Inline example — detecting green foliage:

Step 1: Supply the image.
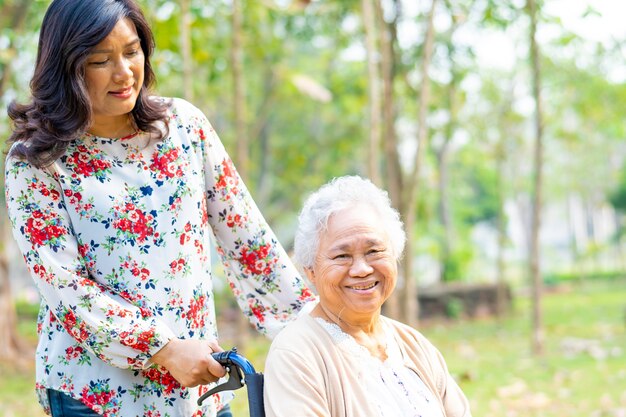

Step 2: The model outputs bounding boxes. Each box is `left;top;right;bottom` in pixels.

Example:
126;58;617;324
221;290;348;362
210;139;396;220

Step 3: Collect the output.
444;296;464;319
543;270;626;286
452;148;500;226
482;0;522;28
15;299;39;319
609;164;626;213
442;245;474;282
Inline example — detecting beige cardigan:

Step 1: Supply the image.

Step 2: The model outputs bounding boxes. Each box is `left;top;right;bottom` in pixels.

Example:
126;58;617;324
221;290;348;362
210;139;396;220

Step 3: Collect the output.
264;313;472;417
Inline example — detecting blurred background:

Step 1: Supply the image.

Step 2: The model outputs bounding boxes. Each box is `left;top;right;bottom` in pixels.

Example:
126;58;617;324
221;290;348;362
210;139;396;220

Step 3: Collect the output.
0;0;625;416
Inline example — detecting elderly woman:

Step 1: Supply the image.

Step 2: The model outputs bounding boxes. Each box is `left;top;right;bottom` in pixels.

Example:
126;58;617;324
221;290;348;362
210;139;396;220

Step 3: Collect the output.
263;175;472;417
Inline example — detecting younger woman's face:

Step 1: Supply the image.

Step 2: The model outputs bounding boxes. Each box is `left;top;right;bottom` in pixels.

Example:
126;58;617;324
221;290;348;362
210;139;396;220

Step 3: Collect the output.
84;17;145;136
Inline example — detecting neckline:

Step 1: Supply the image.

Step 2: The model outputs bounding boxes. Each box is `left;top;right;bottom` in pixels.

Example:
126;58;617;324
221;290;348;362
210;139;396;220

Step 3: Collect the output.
315;302;382;335
119;130;142;140
84;130;143;141
313;316;391;362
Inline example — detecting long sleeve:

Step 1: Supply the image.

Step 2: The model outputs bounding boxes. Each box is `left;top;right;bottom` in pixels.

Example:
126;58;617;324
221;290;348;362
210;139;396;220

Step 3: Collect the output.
5;156;175;370
182;100;317;339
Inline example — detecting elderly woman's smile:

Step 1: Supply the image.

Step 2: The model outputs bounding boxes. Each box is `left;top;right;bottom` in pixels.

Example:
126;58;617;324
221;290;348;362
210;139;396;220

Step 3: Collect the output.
347;281;379;291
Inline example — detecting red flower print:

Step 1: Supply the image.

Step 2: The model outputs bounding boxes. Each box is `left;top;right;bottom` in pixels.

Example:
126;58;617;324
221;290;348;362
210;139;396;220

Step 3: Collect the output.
150;147;183;180
215;159;240;196
183;293;207;329
67;146;111;179
169;258;186;274
300;287;315;300
112;202;156;244
63;310;77;329
250;303;265;323
81;384;116;410
143;368;180;395
78;243;89;258
24;210;67;247
238;243;273;275
226;213;243;229
119;328;156;353
65;345;85;361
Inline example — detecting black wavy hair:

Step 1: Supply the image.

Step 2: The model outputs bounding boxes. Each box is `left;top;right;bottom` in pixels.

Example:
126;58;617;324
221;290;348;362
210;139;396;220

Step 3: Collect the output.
7;0;170;167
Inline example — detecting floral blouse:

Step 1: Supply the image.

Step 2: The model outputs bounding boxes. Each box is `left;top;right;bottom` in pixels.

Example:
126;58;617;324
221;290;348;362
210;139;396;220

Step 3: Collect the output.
5;98;316;417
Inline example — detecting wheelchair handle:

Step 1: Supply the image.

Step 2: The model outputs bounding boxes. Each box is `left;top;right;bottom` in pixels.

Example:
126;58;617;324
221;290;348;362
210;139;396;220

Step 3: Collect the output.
197;347;262;409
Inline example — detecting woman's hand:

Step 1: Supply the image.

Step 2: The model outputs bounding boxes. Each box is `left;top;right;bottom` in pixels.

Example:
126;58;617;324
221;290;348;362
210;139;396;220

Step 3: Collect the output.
150;338;227;387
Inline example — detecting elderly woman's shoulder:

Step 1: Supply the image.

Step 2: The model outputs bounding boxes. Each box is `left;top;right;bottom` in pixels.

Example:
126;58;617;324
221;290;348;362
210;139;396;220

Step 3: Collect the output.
381;315;433;345
271;314;328;350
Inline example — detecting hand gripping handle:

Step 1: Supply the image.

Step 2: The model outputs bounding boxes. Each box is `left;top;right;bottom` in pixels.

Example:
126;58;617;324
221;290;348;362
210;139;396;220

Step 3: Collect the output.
197;347;265;417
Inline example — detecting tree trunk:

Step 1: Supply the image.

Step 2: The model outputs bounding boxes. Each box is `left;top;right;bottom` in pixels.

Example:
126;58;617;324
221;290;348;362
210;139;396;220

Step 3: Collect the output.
361;0;382;186
436;13;459;282
566;194;580;272
180;0;193;101
436;138;452;282
254;65;276;208
231;0;251;347
399;0;438;326
375;0;402;319
527;0;545;356
495;125;508;318
376;0;402;210
232;0;248;178
495;86;515;318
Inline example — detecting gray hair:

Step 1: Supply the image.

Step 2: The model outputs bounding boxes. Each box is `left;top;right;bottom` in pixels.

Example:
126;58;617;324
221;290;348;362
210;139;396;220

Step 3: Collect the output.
293;175;406;269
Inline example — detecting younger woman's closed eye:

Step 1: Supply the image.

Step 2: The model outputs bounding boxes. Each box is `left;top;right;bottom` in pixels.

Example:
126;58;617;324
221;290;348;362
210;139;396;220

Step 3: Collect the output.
89;59;109;66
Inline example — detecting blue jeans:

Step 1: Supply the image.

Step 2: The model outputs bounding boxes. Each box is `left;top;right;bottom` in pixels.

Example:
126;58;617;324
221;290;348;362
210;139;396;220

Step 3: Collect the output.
47;389;100;417
47;389;233;417
216;403;233;417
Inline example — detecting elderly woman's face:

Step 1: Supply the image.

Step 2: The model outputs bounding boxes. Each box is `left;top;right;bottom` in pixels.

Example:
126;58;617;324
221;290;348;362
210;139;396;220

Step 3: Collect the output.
306;204;397;322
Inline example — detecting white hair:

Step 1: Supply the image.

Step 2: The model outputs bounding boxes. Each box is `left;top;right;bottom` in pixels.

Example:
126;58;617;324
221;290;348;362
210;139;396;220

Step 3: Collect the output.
293;175;406;269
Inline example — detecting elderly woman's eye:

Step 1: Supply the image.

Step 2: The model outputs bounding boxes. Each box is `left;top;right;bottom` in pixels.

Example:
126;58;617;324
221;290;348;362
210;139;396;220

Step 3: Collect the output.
333;254;349;260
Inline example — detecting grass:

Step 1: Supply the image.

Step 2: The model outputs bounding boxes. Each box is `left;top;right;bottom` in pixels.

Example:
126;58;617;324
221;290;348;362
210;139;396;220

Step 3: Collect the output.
424;283;626;417
2;279;625;417
0;303;42;417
